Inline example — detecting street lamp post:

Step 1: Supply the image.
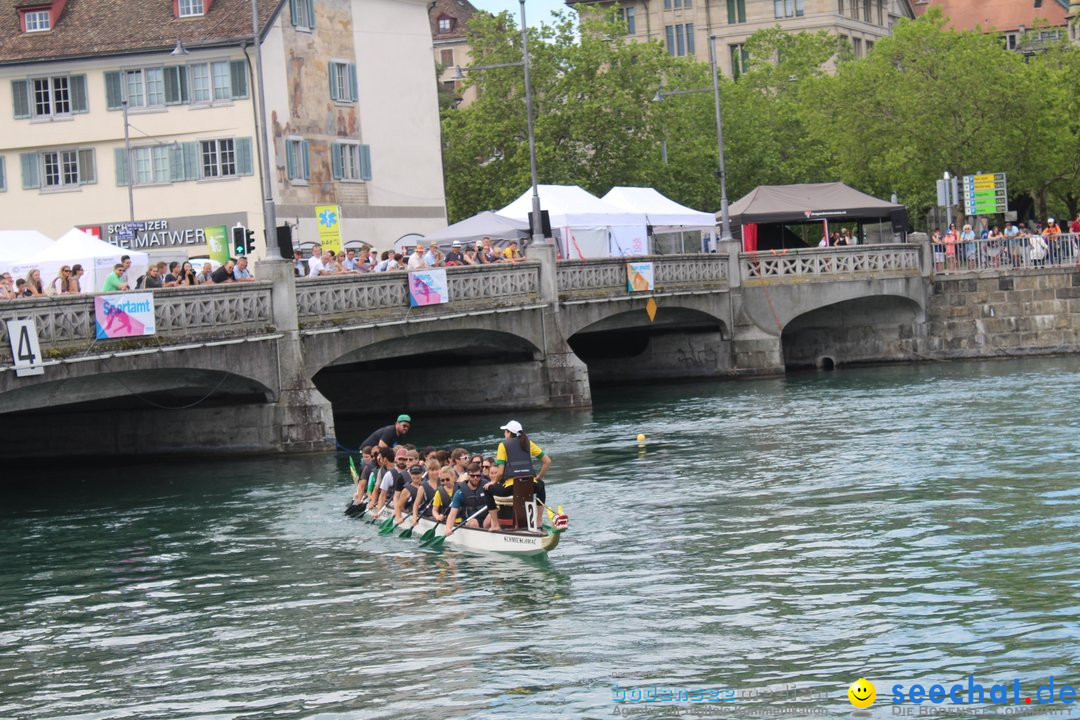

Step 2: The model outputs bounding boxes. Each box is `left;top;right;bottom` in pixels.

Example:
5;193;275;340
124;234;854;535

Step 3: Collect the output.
709;35;732;244
122;99;135;225
251;0;281;259
519;0;544;246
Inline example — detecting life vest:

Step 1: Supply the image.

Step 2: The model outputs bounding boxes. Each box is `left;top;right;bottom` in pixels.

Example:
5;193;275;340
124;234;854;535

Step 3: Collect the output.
420;480;438;516
500;438;535;480
456;481;487;520
401;482;421;509
434;486;454;514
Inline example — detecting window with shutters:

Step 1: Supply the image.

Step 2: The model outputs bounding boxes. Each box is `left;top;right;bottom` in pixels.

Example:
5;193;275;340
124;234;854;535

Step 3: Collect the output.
286;138;309;183
19;75;87;119
331;142;371;182
729;43;748;79
292;0;315;30
617;7;635;34
185;60;246;105
35;148;95;189
329;61;358;103
440;49;454;66
121;68;166;109
24;10;50;32
179;0;205;17
774;0;803;18
133;146;171;185
201;138;236;178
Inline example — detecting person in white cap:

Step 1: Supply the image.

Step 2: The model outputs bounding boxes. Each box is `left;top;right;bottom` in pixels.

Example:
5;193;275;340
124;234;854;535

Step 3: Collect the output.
444;241;465;266
485;420;551;531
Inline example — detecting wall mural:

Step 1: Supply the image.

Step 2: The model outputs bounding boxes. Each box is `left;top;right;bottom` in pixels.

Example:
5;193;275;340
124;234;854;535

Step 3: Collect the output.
273;0;361;207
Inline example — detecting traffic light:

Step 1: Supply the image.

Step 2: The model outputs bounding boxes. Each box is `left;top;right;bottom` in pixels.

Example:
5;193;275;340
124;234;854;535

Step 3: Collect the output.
245;228;255;256
232;226;247;256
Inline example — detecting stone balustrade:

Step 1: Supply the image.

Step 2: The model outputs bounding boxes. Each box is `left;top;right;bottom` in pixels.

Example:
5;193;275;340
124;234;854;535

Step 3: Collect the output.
557;254;730;301
295;262;541;327
0;283;273;360
740;244;922;282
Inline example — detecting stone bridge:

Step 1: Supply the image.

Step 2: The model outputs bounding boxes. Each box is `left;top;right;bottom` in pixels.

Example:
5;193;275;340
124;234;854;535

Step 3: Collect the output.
0;241;929;459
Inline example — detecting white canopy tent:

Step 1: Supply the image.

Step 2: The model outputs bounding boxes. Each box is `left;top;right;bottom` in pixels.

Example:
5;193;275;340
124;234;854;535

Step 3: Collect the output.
0;230;55;278
17;228;149;293
602;187;717;253
497;185;649;258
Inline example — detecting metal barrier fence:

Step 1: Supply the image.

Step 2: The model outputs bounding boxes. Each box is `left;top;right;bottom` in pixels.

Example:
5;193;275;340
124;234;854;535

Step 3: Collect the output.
933;233;1080;273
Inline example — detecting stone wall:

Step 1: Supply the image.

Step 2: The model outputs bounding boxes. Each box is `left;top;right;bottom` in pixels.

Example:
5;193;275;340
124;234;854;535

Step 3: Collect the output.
926;269;1080;357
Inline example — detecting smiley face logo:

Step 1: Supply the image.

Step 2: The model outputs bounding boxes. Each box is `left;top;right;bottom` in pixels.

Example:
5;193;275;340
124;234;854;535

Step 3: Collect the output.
848;678;876;709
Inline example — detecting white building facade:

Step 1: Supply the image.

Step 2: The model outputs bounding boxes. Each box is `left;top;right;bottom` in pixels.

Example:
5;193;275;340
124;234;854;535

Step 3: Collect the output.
0;0;446;258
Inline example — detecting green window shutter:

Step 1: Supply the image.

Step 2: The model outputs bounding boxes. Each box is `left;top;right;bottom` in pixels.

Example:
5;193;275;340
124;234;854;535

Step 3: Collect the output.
70;75;88;113
328;62;339;101
78;148;96;184
306;0;315;28
359;144;371;181
21;152;39;189
230;60;248;99
348;64;358;102
236;137;253;175
12;80;30;119
114;147;129;186
331;143;342;179
727;0;735;22
301;140;311;180
0;157;6;191
289;0;299;25
286;141;296;179
182;141;199;180
105;71;123;110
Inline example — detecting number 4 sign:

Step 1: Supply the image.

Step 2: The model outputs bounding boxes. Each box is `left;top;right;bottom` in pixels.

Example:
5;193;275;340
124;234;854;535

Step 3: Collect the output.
6;319;44;377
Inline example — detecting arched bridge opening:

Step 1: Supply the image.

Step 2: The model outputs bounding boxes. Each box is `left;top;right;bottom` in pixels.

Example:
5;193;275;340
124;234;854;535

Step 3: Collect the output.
567;307;732;385
0;369;276;461
312;329;545;419
781;295;925;371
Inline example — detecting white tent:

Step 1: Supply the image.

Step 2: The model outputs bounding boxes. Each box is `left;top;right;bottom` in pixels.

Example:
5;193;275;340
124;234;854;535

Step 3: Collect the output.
602;187;717;253
0;231;55;278
17;228;149;294
497;185;649;258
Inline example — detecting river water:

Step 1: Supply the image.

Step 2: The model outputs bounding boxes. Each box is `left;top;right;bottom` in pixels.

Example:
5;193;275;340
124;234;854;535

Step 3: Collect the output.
2;357;1079;719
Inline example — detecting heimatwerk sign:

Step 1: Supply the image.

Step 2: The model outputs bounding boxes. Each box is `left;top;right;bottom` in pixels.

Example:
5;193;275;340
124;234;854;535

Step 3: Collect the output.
78;213;246;250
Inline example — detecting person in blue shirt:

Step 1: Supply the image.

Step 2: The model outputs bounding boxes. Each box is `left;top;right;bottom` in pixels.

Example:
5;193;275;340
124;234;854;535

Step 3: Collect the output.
232;256;256;282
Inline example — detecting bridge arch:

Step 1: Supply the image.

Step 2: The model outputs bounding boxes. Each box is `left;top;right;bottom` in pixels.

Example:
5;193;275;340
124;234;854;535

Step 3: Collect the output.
780;294;926;370
305;316;551;417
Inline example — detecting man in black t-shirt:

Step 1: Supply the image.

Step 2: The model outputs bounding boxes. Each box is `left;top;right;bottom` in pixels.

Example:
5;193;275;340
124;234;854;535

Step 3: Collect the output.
360;414;412;449
211;259;236;284
444;241;465;265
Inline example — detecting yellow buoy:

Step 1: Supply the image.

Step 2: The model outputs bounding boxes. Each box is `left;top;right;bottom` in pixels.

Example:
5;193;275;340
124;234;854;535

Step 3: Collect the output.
636;433;646;443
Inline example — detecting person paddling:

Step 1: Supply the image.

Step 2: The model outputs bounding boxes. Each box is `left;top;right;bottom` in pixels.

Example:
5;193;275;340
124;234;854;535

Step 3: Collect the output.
444;462;491;533
486;420;550;532
394;465;425;525
360;414;412;449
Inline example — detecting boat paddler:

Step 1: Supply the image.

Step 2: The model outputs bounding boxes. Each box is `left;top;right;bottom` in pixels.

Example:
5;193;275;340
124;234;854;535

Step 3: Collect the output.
486;420;550;531
444;462;491;532
360;414;412;450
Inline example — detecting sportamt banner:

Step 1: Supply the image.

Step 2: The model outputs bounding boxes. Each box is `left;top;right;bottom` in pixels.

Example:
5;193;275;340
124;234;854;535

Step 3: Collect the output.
95;292;156;339
408;269;449;307
626;261;654;292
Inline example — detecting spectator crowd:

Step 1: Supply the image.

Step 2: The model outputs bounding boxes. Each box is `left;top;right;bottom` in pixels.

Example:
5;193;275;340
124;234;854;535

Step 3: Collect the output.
296;236;523;278
931;214;1080;271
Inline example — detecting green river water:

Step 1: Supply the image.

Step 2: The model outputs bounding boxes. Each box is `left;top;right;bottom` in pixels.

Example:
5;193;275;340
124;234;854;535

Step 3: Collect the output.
1;357;1079;719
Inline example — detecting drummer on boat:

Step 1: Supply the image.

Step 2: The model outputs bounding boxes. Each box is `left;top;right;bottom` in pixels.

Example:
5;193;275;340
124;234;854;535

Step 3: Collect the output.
360;414;412;450
486;420;550;532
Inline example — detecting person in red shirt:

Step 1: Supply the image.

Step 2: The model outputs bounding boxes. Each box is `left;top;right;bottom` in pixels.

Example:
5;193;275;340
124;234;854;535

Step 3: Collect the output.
1070;213;1080;235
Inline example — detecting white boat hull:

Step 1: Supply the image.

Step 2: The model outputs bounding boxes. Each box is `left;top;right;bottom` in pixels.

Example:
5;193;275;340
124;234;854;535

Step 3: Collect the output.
365;507;562;556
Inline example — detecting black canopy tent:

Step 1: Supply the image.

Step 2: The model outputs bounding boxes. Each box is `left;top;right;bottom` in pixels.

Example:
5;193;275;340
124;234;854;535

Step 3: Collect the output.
726;182;908;250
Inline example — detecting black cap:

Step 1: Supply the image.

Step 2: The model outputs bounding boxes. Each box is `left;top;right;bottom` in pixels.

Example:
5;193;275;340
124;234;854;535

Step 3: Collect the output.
409;464;424;474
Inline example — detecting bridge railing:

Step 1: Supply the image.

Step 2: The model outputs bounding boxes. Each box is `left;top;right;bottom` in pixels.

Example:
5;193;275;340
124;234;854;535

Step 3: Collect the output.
295;262;541;326
740;244;921;282
0;283;274;360
556;254;729;301
932;233;1080;274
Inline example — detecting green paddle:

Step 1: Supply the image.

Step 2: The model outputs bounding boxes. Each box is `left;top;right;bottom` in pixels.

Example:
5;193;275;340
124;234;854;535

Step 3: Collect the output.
400;497;436;539
343;457;368;518
420;507;488;550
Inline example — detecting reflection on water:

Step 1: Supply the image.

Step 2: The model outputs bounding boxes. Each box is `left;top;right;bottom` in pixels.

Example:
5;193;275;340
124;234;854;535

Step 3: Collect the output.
1;357;1079;718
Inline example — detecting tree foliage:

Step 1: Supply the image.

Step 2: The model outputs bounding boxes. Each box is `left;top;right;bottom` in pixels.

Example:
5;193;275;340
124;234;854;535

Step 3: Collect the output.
441;6;1080;225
